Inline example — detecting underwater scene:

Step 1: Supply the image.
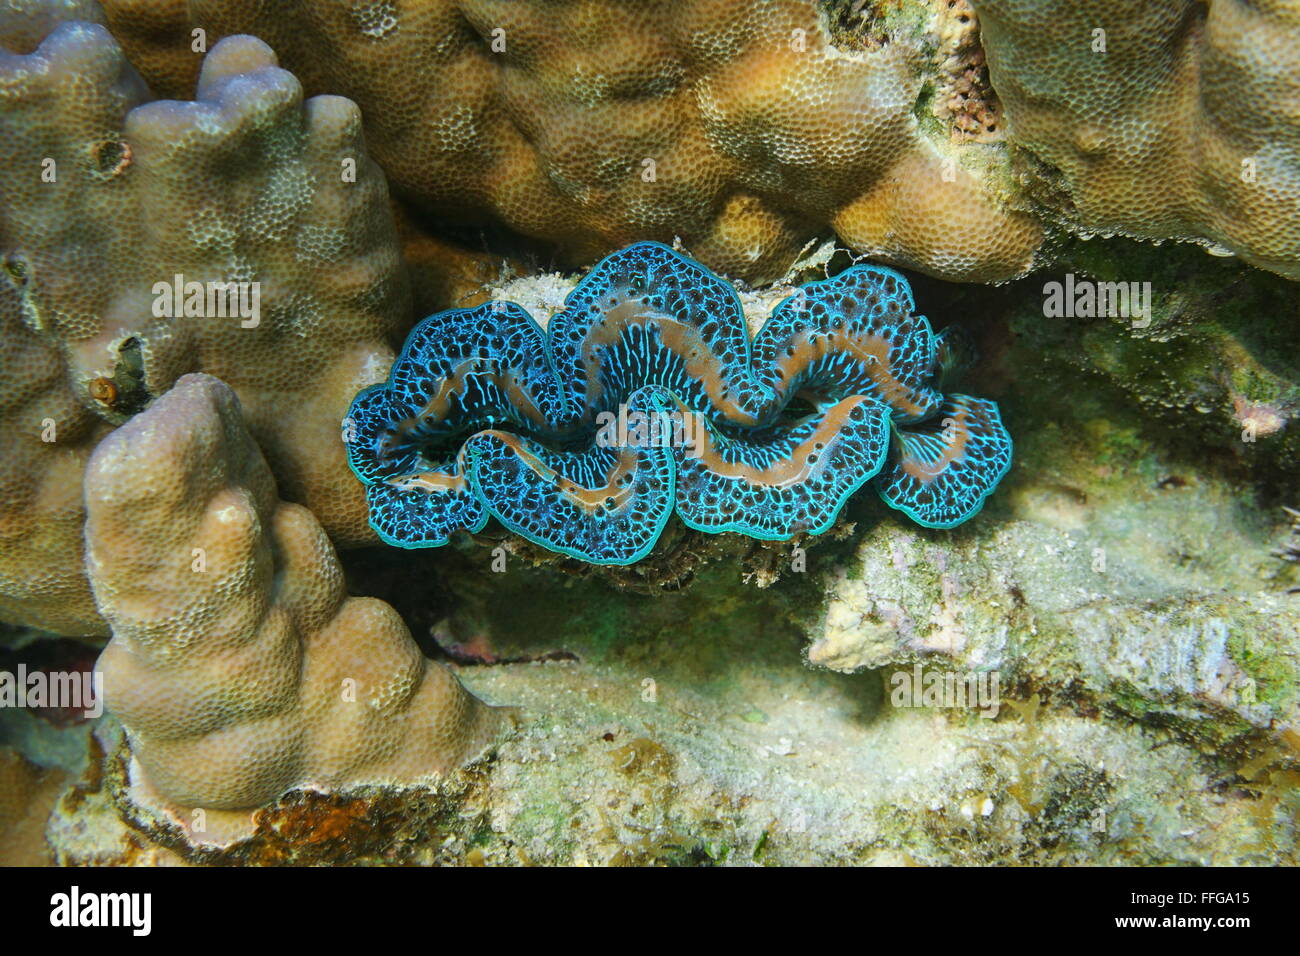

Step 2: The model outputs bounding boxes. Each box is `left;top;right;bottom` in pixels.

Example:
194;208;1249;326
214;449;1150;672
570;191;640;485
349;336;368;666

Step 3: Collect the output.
0;0;1298;882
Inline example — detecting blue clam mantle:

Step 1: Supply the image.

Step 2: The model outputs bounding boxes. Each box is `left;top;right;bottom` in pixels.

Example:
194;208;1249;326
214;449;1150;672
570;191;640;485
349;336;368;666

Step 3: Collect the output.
345;242;1012;563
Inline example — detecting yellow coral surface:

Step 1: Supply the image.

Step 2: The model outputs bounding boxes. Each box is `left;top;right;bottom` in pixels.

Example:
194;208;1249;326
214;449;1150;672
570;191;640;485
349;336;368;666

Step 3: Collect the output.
974;0;1300;278
100;0;1042;284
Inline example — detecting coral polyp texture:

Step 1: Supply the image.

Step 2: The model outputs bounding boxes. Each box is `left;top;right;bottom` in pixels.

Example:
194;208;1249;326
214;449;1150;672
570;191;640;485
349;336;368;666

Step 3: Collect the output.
0;279;111;634
91;0;1300;280
972;0;1300;279
86;374;503;837
96;0;1043;284
347;242;1012;563
0;15;417;633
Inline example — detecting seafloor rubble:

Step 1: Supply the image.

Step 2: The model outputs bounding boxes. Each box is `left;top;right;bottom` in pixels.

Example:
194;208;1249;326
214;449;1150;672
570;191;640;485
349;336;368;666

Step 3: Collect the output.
1;0;1298;865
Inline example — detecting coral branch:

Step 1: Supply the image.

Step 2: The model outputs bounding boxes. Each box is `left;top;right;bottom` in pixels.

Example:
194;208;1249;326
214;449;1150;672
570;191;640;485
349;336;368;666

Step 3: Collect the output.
86;374;503;831
0;15;417;632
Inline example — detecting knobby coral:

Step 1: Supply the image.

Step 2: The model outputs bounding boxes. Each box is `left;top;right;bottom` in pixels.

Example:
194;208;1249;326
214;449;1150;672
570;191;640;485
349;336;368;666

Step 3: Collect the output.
973;0;1300;279
346;242;1012;564
96;0;1043;284
86;374;503;837
87;0;1300;280
0;278;111;634
0;13;415;633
